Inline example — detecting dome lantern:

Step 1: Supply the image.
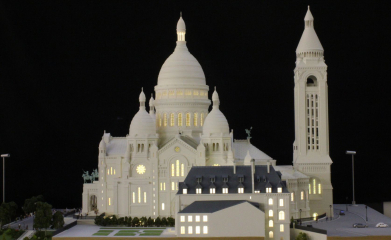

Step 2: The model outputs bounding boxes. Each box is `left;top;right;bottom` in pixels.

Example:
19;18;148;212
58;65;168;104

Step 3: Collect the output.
177;12;186;41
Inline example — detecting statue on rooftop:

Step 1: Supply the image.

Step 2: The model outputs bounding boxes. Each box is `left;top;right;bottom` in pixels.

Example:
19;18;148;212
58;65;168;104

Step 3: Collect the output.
245;127;253;141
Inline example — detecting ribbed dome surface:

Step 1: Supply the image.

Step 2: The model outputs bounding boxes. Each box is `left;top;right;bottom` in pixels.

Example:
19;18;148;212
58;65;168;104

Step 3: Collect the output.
129;109;156;136
203;108;229;135
157;42;206;85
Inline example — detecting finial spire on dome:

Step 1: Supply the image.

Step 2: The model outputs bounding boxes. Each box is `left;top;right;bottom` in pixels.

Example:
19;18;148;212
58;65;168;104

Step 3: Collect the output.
177;13;186;41
296;6;323;53
149;93;155;115
212;86;220;109
139;87;146;110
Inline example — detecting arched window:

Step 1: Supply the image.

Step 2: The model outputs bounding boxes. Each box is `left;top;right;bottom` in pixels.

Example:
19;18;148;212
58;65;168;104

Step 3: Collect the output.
269;231;273;238
181;163;184;177
279;211;285;220
178;113;183;126
200;113;204;126
268;198;273;205
163;113;167;127
279;199;284;207
306;76;317;86
269;220;273;227
194;113;198;126
176;160;180;176
186;113;191;126
172;160;185;177
301;191;304;200
170;113;175;127
269;210;273;217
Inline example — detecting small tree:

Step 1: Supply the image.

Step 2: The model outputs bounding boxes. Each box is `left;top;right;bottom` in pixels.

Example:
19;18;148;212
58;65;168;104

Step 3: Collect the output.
52;211;65;229
167;217;175;227
147;217;154;227
0;201;18;228
127;217;132;227
132;217;139;227
23;195;44;214
111;215;118;225
155;217;161;227
33;202;52;236
140;217;148;227
296;232;308;240
161;217;168;226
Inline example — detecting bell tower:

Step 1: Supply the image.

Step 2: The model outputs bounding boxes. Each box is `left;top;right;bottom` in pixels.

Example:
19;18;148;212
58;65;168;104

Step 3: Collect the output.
293;6;333;218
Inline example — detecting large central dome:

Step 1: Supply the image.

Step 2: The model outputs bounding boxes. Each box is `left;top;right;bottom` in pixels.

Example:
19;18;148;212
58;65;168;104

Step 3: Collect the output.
157;16;206;86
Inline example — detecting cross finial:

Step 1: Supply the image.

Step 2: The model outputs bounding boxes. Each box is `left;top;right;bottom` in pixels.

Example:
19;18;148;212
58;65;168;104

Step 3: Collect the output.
141;87;143;91
214;86;216;91
308;5;310;10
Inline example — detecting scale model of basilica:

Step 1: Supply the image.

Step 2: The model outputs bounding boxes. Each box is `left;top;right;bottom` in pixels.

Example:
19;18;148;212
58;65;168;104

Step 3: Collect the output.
82;7;333;223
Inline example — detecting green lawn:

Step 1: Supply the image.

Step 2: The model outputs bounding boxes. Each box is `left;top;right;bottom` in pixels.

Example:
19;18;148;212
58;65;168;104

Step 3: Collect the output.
140;232;163;236
114;232;137;236
143;230;164;233
92;230;113;236
116;230;140;232
101;227;165;229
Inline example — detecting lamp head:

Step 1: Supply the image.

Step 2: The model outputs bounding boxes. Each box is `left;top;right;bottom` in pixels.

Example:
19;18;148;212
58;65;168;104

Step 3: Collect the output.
346;151;356;155
1;154;10;158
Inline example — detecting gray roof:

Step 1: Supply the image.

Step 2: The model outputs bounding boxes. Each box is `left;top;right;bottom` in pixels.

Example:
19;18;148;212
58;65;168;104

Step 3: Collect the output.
178;200;260;214
178;165;289;194
233;140;273;161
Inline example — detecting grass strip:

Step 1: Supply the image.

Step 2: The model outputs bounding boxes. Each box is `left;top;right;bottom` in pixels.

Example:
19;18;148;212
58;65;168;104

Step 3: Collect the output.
114;232;136;236
143;230;164;232
140;233;162;236
118;230;140;232
101;227;165;229
96;230;113;232
93;233;111;236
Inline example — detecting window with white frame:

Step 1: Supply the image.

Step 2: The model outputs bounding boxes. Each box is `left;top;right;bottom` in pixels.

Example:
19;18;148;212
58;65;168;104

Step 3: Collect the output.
180;216;185;222
279;199;284;207
162;203;165;210
196;188;202;194
203;226;208;234
269;198;273;205
180;226;185;234
195;215;200;222
222;188;228;194
203;215;208;222
188;215;193;222
269;210;273;217
269;220;273;227
188;226;193;234
280;224;284;232
195;226;200;234
279;211;285;220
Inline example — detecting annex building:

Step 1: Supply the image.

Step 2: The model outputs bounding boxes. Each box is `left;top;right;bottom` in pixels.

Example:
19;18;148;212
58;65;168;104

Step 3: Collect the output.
82;7;333;239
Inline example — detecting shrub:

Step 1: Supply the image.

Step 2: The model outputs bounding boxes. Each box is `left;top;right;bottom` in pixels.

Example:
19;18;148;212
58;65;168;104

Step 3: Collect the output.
155;217;161;227
167;217;175;227
161;217;167;226
118;217;125;225
132;217;139;227
296;232;308;240
127;217;132;227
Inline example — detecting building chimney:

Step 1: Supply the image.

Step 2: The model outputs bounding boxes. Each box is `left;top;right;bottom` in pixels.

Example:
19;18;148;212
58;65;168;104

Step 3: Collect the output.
251;159;255;193
267;160;270;174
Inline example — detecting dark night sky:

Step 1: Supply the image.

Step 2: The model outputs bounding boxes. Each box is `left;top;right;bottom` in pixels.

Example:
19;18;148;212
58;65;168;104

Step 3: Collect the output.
0;1;390;209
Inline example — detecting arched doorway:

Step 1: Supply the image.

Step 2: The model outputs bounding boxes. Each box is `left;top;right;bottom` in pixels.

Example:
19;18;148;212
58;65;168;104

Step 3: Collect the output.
90;195;97;211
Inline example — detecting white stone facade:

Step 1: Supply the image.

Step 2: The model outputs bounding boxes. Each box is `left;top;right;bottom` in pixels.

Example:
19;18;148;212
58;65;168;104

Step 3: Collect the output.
82;7;334;235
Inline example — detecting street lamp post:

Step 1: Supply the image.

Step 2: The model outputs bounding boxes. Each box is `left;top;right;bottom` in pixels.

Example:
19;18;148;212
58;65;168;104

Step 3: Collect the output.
365;205;368;221
1;154;10;203
346;151;357;205
299;209;302;225
329;205;332;220
346;197;348;211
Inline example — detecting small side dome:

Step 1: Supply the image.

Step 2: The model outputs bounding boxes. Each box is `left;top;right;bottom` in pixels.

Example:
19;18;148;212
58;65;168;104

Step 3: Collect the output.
139;88;146;102
203;88;229;135
129;89;156;136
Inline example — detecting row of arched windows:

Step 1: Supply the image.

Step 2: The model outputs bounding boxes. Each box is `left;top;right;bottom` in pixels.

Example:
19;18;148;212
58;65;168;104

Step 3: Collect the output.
158;112;205;127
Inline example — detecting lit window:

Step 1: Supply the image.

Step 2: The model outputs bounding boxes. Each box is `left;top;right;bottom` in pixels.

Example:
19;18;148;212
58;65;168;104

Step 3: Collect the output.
172;182;175;191
188;216;193;222
181;164;184;177
180;216;185;222
193;90;199;96
222;188;228;194
144;192;147;203
132;192;135;203
255;190;260;193
158;114;162;127
269;198;273;205
162;203;165;210
203;226;208;234
309;183;311;194
160;183;162;191
313;179;316;194
170;113;174;127
178;113;183;126
279;211;285;220
313;212;318;220
203;215;208;222
210;188;215;194
171;164;174;176
269;210;273;217
318;183;321;194
238;187;244;193
194;113;198;126
266;187;272;193
269;231;273;238
176;160;180;176
195;215;200;222
291;193;294;201
180;226;185;234
279;199;284;207
195;226;200;234
196;188;202;194
111;167;113;175
114;169;116;175
200;113;204;126
163;113;167;127
107;169;109;175
185;90;192;95
280;224;284;232
183;189;187;194
186;113;191;126
278;187;282;193
301;191;304;200
163;182;166;191
188;226;193;234
177;90;183;96
108;198;111;206
138;187;141;203
269;220;273;227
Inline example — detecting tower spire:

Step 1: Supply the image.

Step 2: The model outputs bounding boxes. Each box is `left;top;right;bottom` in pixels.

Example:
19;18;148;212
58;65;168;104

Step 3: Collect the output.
296;6;323;54
212;86;220;109
177;13;186;41
139;87;146;110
